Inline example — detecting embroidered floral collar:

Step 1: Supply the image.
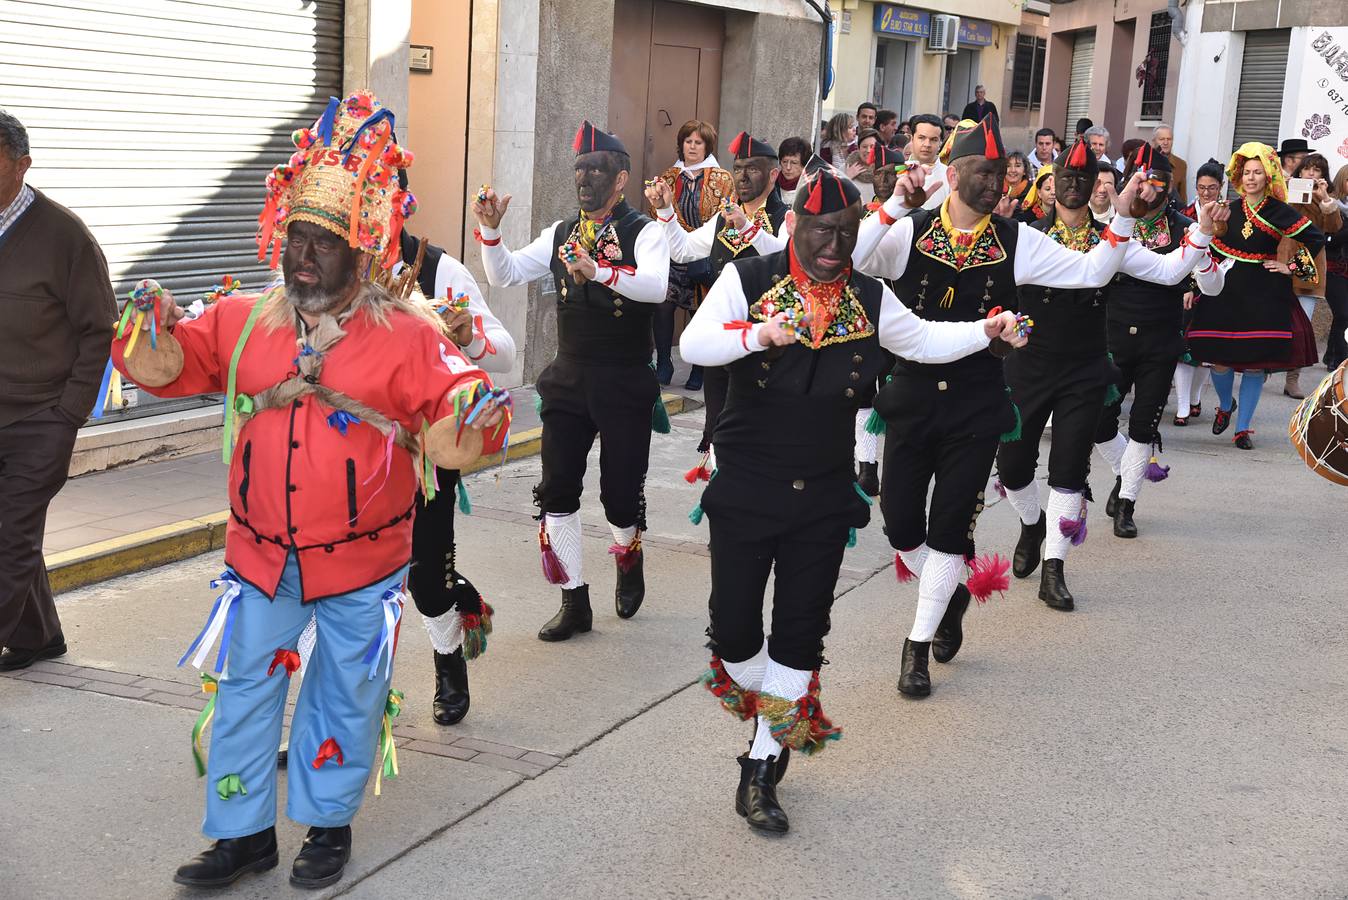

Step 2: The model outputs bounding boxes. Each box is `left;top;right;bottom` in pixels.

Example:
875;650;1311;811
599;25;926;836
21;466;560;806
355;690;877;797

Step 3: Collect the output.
1133;209;1172;249
915;200;1006;270
1046;215;1100;253
745;243;872;349
717;203;774;254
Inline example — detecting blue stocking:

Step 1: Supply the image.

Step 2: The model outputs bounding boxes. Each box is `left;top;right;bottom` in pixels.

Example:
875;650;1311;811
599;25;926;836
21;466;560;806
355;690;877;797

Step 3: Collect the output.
1235;371;1265;433
1210;368;1235;411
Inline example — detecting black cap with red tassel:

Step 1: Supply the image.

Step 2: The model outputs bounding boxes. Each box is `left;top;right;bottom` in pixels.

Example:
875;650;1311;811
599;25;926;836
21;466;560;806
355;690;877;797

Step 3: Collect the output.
572;120;628;156
947;114;1006;163
728;131;777;160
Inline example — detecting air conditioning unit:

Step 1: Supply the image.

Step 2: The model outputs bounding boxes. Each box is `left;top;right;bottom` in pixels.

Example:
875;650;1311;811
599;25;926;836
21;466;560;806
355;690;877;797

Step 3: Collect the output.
928;14;960;53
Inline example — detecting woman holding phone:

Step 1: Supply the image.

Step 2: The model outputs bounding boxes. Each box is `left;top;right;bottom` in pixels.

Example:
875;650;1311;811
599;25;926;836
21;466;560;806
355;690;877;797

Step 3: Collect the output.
1276;153;1342;397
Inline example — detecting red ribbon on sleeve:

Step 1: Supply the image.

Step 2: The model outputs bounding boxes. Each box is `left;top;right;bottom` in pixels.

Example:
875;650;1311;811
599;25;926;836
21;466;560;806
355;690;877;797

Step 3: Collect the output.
467;314;496;361
723;320;755;351
473;227;501;247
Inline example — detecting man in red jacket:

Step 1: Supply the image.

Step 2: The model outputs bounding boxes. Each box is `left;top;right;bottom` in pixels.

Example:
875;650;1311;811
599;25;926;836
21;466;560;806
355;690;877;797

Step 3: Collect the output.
112;92;510;891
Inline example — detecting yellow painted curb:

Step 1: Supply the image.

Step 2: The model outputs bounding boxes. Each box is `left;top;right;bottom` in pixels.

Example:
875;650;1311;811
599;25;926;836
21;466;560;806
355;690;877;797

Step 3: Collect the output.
48;392;699;593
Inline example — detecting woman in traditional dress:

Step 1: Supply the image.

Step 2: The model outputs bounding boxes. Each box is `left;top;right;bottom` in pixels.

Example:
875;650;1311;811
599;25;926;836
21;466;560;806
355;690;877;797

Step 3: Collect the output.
1173;158;1226;425
1016;166;1054;224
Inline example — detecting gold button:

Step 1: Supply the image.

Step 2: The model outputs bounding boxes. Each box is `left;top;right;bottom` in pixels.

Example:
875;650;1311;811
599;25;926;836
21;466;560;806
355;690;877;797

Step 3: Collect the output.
845;388;855;398
614;298;624;307
761;361;770;370
614;310;623;318
853;354;863;364
757;379;767;388
792;479;805;491
937;381;948;391
1129;326;1138;334
850;372;861;381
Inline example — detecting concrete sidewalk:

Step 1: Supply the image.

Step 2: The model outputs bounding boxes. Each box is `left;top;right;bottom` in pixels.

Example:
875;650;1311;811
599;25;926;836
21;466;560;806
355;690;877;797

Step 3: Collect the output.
43;380;703;593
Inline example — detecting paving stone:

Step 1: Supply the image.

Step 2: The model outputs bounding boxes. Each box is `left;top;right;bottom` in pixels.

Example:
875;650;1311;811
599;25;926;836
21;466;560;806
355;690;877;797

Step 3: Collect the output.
145;691;208;710
520;751;563;768
452;737;526;759
17;671;88;689
69;667;143;686
81;683;154;701
470;752;547;777
402;740;478;761
130;676;200;696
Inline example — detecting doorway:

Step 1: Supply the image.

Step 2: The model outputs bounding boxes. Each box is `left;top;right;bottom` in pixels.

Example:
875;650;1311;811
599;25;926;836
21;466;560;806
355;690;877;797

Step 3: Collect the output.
876;38;916;121
943;48;980;115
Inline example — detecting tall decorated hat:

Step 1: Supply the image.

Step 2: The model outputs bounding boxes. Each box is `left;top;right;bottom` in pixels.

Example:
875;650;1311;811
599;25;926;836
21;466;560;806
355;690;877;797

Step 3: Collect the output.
257;91;416;272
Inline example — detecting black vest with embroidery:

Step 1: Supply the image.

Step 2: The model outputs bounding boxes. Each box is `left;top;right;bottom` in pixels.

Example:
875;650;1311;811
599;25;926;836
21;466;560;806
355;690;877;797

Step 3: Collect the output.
1109;209;1193;331
890;208;1019;381
708;193;789;279
548;201;655;365
1016;213;1109;358
716;249;888;481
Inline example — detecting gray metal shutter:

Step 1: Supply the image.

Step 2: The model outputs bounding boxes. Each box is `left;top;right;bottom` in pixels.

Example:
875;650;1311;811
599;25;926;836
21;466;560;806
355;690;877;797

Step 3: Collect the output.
1232;30;1290;152
0;0;344;302
1064;30;1095;142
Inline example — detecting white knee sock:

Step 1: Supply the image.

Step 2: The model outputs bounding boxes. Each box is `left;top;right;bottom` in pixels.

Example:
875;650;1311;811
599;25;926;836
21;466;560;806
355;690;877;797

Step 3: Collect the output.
723;641;768;692
854;409;879;464
1096;432;1127;476
751;660;813;760
909;550;964;642
545;512;584;589
1190;366;1210;406
1004;482;1041;526
897;543;928;580
609;522;638;546
1173;363;1195;414
1045;488;1084;561
1119;439;1150;502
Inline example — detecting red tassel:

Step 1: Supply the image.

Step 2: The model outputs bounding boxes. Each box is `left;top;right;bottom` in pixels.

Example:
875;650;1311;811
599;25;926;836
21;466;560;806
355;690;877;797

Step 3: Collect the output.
729;131;748;157
256;194;279;263
803;176;824;214
539;522;568;585
1068;139;1087;170
894;552;917;584
701;655;759;720
312;737;344;769
984;124;999;160
609;533;642;572
1135;143;1148;168
267;648;301;677
572;123;585;153
966;553;1011;603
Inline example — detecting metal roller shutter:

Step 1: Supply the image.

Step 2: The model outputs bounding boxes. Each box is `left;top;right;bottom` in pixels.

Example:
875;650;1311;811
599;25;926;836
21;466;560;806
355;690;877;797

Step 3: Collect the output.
0;0;344;302
1064;30;1094;142
1232;29;1289;152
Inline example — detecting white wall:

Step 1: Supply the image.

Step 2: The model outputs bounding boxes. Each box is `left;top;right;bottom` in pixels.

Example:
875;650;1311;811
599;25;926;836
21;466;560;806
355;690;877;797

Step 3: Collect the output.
1170;0;1242;197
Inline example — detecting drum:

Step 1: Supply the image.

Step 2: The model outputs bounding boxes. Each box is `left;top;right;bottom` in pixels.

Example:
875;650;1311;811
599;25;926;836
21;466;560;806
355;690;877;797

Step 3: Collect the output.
1289;360;1348;486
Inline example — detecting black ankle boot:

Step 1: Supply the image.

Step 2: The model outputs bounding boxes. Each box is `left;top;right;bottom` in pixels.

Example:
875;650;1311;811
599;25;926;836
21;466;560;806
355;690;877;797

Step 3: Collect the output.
615;552;645;619
856;461;880;497
898;638;931;697
173;827;278;887
1039;559;1074;611
1113;498;1138;539
290;825;351;889
538;585;593;641
1105;476;1122;517
432;648;470;725
735;755;789;833
1012;512;1046;578
931;585;970;664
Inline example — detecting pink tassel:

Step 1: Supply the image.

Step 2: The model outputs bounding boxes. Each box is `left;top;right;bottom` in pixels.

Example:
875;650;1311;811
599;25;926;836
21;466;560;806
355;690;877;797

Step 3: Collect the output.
966;553;1011;603
1058;515;1088;546
1145;455;1170;482
993;479;1007;499
609;534;642;572
539;523;568;585
894;552;917;583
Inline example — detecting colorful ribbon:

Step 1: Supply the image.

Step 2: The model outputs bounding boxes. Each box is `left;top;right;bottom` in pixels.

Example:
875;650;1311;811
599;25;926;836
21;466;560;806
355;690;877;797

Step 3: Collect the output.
216;773;246;800
361;588;404;682
222;293;271;463
267;648;301;678
327;410;361;435
312;737;344;769
374;689;404;796
178;572;244;673
191;672;218;777
90;359;116;420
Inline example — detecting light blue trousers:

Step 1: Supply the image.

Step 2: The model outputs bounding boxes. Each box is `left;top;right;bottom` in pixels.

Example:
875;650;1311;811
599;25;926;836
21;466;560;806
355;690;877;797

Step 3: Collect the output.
202;554;406;838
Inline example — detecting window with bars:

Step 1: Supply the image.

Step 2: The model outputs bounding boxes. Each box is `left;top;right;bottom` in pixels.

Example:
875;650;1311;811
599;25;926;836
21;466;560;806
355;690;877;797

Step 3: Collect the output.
1139;12;1171;120
1010;34;1047;110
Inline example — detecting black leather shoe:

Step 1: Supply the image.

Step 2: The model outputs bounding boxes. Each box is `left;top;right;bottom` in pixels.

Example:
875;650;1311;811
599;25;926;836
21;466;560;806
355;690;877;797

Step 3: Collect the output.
290;825;351;889
1212;398;1235;435
1039;559;1075;611
931;585;970;664
1012;512;1046;578
432;648;470;725
0;634;67;671
173;827;278;887
684;365;704;391
1104;476;1122;518
735;756;789;834
856;461;880;497
1113;498;1138;539
1233;430;1254;450
898;638;931;697
538;585;593;642
655;357;674;386
615;552;645;619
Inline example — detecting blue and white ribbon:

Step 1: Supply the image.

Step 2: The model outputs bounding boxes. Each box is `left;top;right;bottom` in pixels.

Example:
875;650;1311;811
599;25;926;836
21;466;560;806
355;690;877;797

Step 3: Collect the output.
178;572;244;673
362;588;405;682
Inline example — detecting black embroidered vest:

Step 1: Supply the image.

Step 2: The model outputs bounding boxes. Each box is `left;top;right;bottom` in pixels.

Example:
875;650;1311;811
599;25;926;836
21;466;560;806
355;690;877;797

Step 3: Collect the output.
715;249;888;481
708;194;789;279
1109;209;1193;331
548;201;655;365
1016;213;1109;358
890;208;1019;381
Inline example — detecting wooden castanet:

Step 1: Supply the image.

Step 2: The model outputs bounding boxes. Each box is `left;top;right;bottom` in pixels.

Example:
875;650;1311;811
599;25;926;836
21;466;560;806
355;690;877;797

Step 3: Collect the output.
424;413;486;470
123;330;185;388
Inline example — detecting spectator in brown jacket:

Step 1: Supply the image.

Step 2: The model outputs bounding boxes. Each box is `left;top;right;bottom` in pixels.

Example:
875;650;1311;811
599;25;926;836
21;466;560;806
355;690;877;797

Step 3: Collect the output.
1277;153;1343;398
0;109;116;669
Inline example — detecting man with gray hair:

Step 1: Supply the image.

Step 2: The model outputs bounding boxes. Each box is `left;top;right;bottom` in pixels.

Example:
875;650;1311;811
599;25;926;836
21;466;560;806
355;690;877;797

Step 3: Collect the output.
0;109;116;670
1084;125;1112;166
1152;123;1188;205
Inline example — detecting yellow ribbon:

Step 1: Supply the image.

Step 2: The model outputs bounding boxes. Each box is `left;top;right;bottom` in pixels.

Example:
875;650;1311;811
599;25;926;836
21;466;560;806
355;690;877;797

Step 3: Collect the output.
191;672;218;777
374;689;404;797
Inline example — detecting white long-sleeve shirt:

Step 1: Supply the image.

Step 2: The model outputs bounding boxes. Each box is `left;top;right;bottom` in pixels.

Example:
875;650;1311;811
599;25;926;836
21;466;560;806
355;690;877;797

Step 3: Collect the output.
477;220;670;304
680;263;990;368
920;160;949;211
853;192;1140;290
655;205;787;263
1193;253;1234;296
1115;222;1216;284
430;254;516;374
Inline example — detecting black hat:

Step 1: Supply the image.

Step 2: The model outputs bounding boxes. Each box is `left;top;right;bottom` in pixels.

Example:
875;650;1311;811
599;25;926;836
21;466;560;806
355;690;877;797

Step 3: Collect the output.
572;120;627;156
803;153;834;176
1278;138;1311;158
1055;137;1097;172
947;114;1006;163
1127;142;1172;176
799;169;861;215
868;143;905;170
728;131;777;160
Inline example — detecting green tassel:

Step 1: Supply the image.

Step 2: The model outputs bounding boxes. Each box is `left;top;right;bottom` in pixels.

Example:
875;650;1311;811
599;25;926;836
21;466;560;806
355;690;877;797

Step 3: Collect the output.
852;482;874;505
534;394;543;416
1103;383;1121;407
456;476;472;515
863;407;886;435
999;401;1022;443
846;527;857;548
689;502;704;525
651;398;672;434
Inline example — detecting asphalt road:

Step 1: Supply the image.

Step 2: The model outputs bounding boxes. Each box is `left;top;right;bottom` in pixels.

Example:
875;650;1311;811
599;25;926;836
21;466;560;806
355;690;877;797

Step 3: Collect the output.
2;383;1346;900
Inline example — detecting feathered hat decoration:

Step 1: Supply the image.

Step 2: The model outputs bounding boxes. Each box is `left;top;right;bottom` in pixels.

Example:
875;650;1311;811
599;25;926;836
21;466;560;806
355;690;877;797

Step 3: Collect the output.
256;91;416;272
